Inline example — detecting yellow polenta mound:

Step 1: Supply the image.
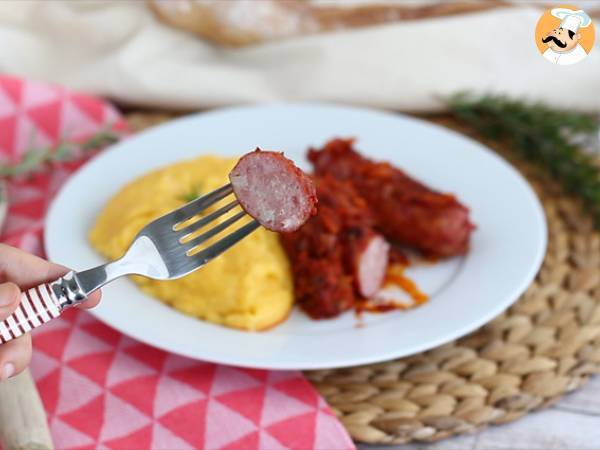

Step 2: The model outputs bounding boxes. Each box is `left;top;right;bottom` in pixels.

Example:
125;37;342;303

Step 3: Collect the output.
89;155;293;331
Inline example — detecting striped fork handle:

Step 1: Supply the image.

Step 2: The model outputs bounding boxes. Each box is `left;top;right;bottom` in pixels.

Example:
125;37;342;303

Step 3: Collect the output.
0;273;87;344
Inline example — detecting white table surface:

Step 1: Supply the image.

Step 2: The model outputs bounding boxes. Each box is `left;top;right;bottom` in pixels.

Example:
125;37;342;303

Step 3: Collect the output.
360;375;600;450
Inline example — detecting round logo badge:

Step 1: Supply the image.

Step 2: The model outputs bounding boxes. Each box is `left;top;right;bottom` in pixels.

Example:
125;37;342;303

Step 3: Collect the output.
535;5;595;65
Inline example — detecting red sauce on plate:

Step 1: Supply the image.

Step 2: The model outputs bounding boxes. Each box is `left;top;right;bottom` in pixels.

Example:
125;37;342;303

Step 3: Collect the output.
356;264;428;315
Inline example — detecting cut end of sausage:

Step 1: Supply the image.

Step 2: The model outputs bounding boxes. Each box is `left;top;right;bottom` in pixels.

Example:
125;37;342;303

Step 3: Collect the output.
229;149;317;233
428;205;475;257
357;235;390;298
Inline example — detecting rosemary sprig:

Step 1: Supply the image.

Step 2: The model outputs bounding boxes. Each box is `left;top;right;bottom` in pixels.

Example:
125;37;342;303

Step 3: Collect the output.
0;128;121;178
180;185;203;203
447;92;600;225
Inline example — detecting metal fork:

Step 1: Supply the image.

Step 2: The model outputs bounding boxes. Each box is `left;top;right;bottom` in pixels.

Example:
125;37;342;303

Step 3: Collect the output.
0;183;259;344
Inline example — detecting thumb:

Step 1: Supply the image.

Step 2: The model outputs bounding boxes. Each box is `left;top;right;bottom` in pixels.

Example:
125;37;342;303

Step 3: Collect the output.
0;282;20;320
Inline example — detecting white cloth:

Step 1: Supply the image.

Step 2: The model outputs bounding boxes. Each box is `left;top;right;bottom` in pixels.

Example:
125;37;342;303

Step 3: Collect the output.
0;1;599;112
543;43;589;65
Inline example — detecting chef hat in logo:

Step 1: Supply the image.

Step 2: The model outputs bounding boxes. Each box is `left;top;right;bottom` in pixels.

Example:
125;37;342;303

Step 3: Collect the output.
551;8;592;33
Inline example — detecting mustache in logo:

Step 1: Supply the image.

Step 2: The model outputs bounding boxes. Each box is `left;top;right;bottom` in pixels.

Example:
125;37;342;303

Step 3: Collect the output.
542;35;567;48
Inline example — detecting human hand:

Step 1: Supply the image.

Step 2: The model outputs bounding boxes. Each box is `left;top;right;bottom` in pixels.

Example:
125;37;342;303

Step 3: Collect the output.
0;244;101;381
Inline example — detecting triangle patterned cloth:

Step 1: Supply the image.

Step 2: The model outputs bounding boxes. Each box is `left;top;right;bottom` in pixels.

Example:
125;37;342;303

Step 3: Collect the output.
0;75;354;450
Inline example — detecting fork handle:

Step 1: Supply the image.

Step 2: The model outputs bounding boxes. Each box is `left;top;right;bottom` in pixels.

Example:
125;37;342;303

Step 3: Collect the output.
0;272;88;345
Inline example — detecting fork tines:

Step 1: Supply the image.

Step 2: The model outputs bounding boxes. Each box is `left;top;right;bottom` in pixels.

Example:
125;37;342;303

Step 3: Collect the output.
173;183;259;258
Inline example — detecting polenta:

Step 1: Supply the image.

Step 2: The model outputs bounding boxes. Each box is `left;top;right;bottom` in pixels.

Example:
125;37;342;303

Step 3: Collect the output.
89;156;294;331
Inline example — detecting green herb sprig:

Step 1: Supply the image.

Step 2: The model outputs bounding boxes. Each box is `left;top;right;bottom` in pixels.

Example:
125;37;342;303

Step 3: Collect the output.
0;129;121;178
447;92;600;224
180;185;203;203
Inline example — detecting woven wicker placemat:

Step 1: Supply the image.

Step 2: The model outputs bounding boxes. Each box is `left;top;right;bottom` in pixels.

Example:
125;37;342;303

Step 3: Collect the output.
126;112;600;445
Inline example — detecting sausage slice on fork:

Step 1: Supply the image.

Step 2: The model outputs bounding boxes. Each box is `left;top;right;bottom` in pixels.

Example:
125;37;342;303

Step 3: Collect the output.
229;149;317;233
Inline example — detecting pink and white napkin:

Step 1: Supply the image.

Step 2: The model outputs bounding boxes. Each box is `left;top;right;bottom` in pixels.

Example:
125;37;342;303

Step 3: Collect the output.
0;75;354;450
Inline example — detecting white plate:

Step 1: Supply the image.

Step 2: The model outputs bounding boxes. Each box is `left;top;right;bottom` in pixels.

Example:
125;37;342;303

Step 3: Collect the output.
45;104;547;370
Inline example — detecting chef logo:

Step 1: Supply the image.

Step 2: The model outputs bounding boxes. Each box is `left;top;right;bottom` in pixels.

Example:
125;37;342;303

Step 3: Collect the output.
535;5;595;65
